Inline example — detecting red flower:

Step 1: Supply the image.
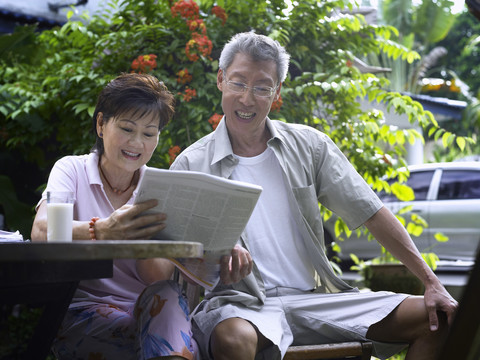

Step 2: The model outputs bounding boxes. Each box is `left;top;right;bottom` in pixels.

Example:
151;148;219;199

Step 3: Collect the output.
211;5;227;25
131;54;157;73
346;60;353;67
186;18;207;35
180;87;197;102
168;145;182;164
208;113;222;130
171;0;199;19
185;32;212;62
270;95;283;112
176;68;193;84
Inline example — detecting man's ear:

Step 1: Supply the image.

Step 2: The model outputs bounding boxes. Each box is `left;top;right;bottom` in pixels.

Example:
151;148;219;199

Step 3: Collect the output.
274;82;282;101
96;112;104;138
217;69;224;91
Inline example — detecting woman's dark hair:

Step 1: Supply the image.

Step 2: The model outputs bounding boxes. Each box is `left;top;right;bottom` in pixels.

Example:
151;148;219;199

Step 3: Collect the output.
91;73;175;155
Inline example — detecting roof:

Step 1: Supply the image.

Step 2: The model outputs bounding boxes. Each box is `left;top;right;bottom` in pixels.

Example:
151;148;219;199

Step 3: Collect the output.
405;92;467;121
0;8;64;32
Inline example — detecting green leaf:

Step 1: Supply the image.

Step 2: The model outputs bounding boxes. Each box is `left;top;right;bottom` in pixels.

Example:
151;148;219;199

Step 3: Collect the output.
434;233;449;243
456;136;466;151
442;131;454;148
422;252;439;271
391;182;415;201
406;222;423;237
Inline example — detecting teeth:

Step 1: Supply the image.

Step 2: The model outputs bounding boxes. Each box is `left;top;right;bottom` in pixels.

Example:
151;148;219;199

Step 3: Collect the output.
237;111;254;119
123;150;140;157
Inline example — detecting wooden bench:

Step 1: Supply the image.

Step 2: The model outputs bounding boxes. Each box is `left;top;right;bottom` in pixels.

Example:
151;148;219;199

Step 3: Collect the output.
180;278;373;360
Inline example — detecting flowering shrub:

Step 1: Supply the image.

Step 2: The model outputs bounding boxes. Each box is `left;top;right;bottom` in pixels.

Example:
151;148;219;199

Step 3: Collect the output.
131;54;158;73
211;6;228;25
187;18;207;35
0;0;466;238
168;145;182;164
176;68;193;84
181;87;197;102
208;113;223;130
171;0;199;19
185;32;213;62
270;95;283;112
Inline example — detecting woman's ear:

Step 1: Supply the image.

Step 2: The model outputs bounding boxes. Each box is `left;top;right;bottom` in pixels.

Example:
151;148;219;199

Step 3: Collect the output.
96;112;104;138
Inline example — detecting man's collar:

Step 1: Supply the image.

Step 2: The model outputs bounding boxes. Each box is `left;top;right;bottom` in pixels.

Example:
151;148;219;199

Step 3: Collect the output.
211;116;234;165
211;116;287;166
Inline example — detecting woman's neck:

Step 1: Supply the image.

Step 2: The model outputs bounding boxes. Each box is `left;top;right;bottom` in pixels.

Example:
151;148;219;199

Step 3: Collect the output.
98;158;137;195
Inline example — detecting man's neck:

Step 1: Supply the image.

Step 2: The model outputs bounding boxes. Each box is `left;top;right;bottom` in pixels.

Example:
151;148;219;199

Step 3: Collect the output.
227;123;271;157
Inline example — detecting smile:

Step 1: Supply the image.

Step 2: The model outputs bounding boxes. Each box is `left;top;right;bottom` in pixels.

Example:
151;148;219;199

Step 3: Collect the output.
236;111;255;119
122;150;140;158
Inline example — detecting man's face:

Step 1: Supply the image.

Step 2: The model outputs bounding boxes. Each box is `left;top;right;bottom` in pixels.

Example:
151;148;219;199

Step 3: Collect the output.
217;53;281;136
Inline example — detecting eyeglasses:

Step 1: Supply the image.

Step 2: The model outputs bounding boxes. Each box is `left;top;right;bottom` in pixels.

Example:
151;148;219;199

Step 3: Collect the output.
223;72;278;98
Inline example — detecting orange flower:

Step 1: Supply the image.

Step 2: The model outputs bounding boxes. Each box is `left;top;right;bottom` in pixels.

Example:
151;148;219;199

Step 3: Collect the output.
168;145;182;164
131;54;157;73
208;113;222;130
211;5;227;25
181;87;197;102
185;33;212;62
270;94;283;112
171;0;199;19
186;18;207;35
176;68;193;84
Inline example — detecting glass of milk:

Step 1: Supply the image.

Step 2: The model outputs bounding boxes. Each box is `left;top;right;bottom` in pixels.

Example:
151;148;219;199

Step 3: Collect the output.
47;191;74;242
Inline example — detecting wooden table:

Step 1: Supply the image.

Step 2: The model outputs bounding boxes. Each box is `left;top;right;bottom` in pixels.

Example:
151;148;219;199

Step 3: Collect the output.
0;240;203;360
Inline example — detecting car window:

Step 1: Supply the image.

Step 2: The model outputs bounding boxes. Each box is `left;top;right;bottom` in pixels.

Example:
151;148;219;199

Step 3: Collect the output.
437;170;480;200
379;170;434;202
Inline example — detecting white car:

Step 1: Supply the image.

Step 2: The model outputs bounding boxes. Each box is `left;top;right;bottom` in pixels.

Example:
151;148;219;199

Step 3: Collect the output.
325;161;480;263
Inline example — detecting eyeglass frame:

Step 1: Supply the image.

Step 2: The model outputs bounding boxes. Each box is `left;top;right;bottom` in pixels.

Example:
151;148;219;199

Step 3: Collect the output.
222;71;279;98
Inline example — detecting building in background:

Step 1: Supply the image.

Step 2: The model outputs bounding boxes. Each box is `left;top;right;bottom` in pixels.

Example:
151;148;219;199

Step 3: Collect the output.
0;0;105;33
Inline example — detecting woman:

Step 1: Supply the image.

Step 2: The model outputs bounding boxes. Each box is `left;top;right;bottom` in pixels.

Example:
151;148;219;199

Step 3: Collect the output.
31;73;197;360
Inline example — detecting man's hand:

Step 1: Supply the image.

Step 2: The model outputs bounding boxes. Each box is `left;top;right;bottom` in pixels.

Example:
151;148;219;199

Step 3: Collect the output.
219;245;253;284
423;281;458;331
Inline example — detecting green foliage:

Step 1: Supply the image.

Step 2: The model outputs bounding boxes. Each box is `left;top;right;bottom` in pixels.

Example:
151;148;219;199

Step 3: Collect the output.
436;9;480;98
372;0;460;94
0;176;33;237
431;9;480;161
0;0;460;236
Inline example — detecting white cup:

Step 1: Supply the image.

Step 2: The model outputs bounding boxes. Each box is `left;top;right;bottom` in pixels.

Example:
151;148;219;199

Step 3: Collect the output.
47;191;74;242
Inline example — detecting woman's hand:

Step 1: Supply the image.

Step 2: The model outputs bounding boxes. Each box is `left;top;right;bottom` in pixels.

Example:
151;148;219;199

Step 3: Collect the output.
96;199;167;240
219;244;253;284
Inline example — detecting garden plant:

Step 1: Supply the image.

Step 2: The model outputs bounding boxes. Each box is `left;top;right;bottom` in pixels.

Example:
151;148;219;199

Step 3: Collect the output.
0;0;471;238
0;1;472;358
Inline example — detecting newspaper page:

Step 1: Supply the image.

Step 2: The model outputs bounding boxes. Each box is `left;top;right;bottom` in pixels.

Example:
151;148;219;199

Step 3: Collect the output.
135;168;262;289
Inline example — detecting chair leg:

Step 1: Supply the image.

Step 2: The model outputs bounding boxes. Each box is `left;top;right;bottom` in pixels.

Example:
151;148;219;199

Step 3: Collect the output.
361;341;373;360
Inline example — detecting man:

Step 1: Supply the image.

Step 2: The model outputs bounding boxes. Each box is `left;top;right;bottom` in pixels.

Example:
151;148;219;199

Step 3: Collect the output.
171;32;458;360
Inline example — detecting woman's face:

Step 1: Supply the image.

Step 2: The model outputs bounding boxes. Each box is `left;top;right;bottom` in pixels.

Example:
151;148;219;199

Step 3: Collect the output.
97;110;160;173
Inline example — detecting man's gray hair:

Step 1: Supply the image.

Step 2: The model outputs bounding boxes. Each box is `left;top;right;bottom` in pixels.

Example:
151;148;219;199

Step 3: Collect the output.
219;32;290;84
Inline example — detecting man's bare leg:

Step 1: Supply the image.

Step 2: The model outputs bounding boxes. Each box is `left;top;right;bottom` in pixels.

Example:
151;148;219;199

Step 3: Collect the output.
210;317;271;360
367;296;449;360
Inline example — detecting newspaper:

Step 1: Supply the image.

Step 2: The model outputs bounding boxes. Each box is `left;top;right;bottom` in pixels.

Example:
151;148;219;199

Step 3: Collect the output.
135;168;262;289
